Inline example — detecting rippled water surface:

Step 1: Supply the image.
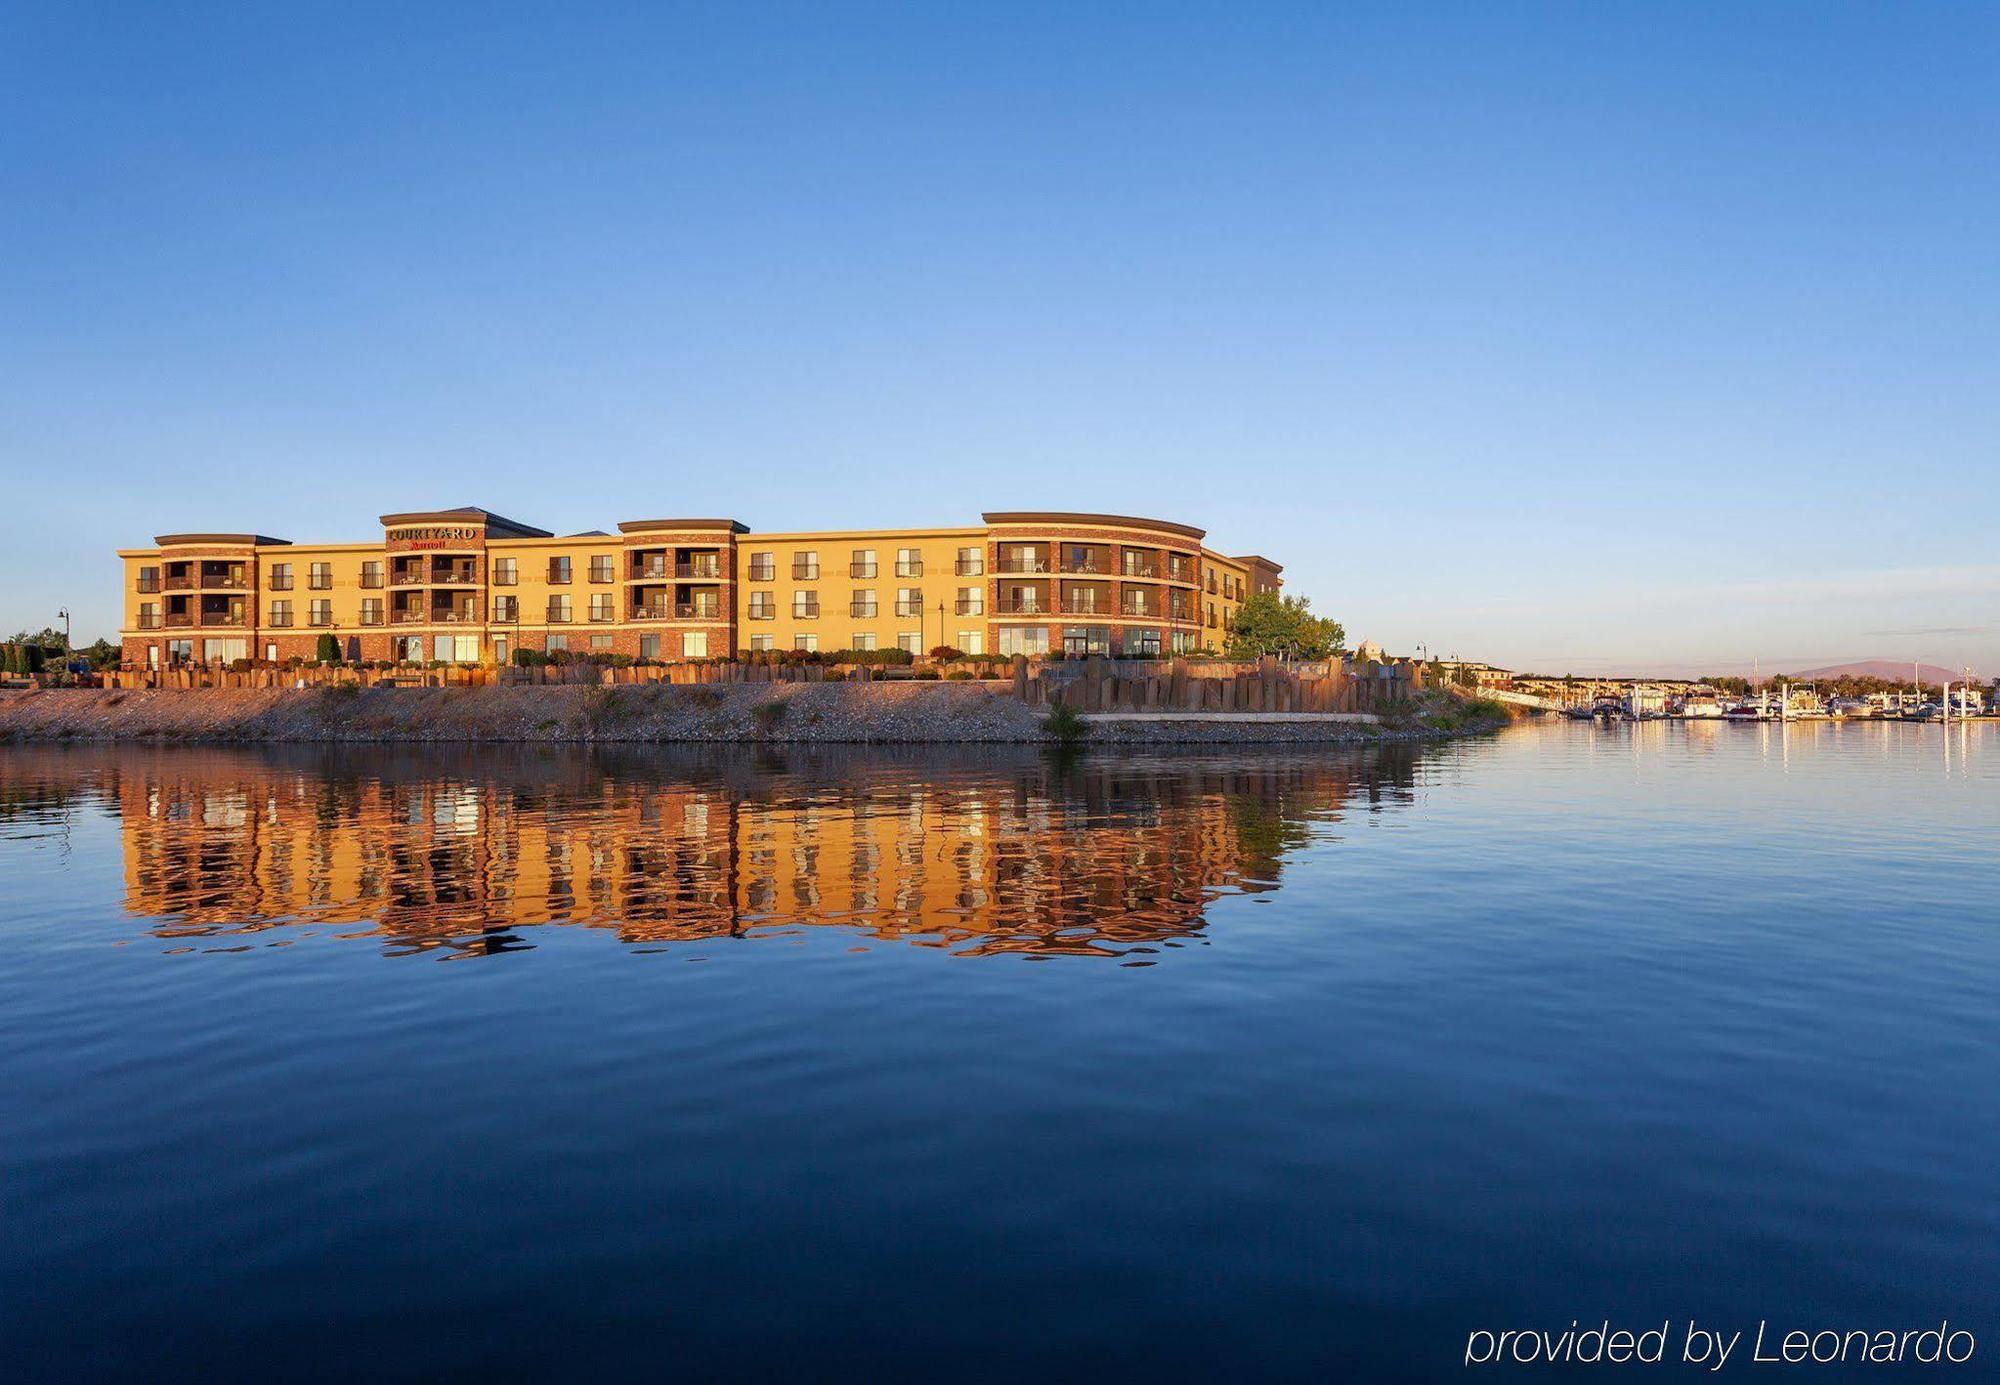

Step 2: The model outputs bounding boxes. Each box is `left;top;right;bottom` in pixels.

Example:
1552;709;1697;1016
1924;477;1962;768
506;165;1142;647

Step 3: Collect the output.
2;723;1995;1381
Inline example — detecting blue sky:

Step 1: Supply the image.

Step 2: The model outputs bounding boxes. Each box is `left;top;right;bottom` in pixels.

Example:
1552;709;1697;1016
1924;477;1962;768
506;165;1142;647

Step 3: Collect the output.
3;2;1994;674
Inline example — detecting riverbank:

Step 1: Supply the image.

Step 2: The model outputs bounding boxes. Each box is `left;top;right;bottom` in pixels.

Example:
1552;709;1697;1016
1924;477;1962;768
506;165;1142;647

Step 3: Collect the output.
0;684;1507;745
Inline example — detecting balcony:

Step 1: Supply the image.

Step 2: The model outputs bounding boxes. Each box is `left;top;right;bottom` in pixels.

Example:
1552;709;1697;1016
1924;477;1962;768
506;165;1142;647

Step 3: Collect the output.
998;598;1047;615
164;611;195;628
588;609;615;624
268;613;293;628
849;602;879;619
544;610;573;625
205;613;249;628
994;557;1049;575
431;569;479;585
955;559;984;577
631;604;670;621
266;575;293;591
360;572;384;589
954;599;984;615
1061;597;1109;615
435;609;480;624
895;561;923;578
1059;556;1108;575
136;577;161;593
360;610;384;627
676;561;722;580
792;603;820;619
849;562;878;579
307;575;332;591
308;612;333;628
135;612;161;630
201;572;250;590
391;570;426;587
391;610;425;625
747;562;776;582
675;603;720;620
894;599;925;618
791;563;820;581
747;605;776;620
587;567;616;585
1121;600;1159;617
630;561;670;581
164;574;194;591
1121;562;1162;581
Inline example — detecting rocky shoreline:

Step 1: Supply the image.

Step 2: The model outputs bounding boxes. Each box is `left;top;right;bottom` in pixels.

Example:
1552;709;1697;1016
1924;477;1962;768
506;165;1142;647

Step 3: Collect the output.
0;684;1506;746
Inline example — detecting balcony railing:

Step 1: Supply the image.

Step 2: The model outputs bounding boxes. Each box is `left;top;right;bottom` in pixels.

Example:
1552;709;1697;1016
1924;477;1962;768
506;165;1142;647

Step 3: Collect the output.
135;613;161;629
994;557;1049;574
631;604;670;621
998;598;1047;615
588;567;616;585
676;562;722;580
1061;598;1108;615
954;599;983;615
895;561;923;578
205;613;248;628
849;602;879;619
435;610;480;624
308;613;332;628
360;572;384;589
1121;563;1162;580
791;563;820;580
201;572;250;589
894;599;925;617
164;612;194;627
849;563;877;579
308;575;332;590
136;577;161;593
1121;601;1157;617
792;603;820;619
391;610;425;624
1060;557;1107;575
431;569;479;585
544;610;573;624
268;613;293;628
392;570;426;586
631;562;670;580
747;606;776;620
676;603;720;620
747;563;776;582
267;575;293;591
360;611;384;626
955;559;984;576
589;609;615;623
164;574;194;590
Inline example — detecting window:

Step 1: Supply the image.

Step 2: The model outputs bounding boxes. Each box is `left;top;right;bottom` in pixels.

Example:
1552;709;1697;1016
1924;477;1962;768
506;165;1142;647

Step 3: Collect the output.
793;633;817;652
850;591;878;618
1064;625;1110;657
546;634;568;652
589;593;615;622
792;591;819;618
548;556;572;584
850;549;877;579
268;600;293;627
748;634;774;652
895;588;924;617
138;602;159;629
1172;630;1199;654
491;596;517;623
589;555;615;583
896;547;922;577
360;560;383;589
640;634;662;660
683;631;708;658
492;634;510;663
1125;628;1162;658
264;644;278;663
748;592;776;619
748;552;775;581
361;598;384;626
897;632;922;654
956;547;983;577
492;557;517;585
166;639;193;663
590;634;614;651
956;587;983;616
792;552;819;580
269;562;293;591
137;566;161;593
547;595;572;623
309;562;331;590
309;600;332;627
202;637;248;663
851;633;877;652
998;626;1047;657
999;544;1045;573
957;631;983;655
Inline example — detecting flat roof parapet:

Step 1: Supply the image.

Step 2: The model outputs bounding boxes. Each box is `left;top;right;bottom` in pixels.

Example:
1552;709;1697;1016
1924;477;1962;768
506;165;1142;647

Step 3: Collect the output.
617;519;750;534
153;533;291;547
378;506;553;538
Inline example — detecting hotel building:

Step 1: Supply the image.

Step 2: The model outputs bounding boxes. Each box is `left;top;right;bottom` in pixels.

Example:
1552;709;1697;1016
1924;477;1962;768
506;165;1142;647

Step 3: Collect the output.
118;509;1282;667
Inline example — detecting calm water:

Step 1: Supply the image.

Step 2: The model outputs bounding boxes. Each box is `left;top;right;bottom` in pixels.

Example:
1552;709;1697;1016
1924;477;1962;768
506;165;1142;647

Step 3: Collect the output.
1;723;1994;1381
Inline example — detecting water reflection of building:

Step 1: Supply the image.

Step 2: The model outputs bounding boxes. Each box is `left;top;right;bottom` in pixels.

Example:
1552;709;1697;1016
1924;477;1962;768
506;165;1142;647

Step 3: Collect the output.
85;747;1421;958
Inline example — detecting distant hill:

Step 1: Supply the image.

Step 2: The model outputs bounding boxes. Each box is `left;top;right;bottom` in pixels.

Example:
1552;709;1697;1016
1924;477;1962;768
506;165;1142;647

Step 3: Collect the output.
1786;660;1980;684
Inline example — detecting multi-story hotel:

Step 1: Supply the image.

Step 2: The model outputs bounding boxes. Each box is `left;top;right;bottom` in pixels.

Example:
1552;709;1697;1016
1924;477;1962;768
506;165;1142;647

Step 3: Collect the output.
117;509;1283;667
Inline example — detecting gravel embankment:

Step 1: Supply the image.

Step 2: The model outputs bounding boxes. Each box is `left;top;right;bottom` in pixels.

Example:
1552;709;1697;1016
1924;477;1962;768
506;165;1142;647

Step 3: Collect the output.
0;685;1499;744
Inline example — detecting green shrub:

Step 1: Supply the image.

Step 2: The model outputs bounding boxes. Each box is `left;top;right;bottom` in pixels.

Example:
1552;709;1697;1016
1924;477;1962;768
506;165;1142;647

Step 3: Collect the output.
751;699;789;731
315;633;340;664
946;669;974;680
1042;701;1088;744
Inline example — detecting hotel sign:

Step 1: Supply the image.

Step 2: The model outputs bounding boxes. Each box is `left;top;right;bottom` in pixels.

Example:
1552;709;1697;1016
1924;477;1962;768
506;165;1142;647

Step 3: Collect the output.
388;525;484;551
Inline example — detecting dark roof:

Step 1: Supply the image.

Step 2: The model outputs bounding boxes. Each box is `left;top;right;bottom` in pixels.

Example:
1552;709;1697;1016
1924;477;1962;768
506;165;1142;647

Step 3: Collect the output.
980;511;1206;541
153;533;291;547
616;518;750;534
1233;554;1284;573
377;506;553;538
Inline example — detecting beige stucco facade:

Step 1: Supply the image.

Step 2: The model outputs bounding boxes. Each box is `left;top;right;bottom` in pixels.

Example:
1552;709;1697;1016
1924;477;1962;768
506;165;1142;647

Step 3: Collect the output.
118;508;1282;666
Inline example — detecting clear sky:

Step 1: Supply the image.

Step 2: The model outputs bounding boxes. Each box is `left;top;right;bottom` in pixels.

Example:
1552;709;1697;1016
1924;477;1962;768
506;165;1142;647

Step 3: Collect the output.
3;2;1994;675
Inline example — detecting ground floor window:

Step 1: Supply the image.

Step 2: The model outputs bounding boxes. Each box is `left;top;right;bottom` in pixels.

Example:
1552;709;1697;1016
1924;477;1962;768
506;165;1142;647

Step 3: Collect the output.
147;645;161;668
640;634;662;660
794;634;817;652
202;638;248;663
684;631;708;658
1124;628;1162;658
1171;630;1199;654
264;644;278;663
956;631;983;655
747;634;773;652
434;635;478;663
897;632;921;654
493;635;510;663
395;635;425;662
851;633;876;652
166;640;193;663
1062;626;1109;657
546;634;568;652
590;634;614;651
997;626;1047;658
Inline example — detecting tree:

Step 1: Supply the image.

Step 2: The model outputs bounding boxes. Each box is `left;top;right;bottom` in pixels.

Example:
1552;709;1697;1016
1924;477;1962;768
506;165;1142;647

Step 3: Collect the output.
1223;593;1345;660
315;633;341;664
